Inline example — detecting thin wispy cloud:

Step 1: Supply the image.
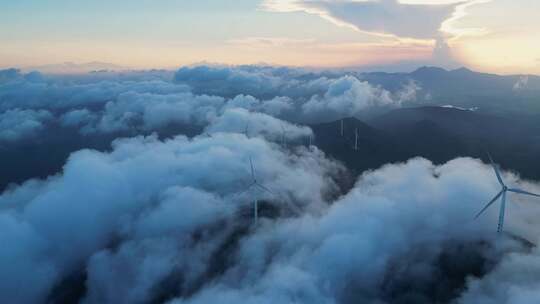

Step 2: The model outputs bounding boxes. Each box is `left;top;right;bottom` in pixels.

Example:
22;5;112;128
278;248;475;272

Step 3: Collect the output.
262;0;492;40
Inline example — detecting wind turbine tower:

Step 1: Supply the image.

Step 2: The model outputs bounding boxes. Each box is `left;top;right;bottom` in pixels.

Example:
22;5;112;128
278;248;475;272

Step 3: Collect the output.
244;122;250;137
280;124;287;146
354;128;358;151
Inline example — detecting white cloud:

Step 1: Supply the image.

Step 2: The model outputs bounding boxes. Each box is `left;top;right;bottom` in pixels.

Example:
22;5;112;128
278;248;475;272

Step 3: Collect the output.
260;0;494;70
0;72;190;111
0;66;426;141
205;108;313;143
93;92;225;133
301;75;417;121
2;123;540;303
170;157;540;304
225;95;294;117
458;246;540;303
2;62;540;304
262;0;461;39
0;133;341;303
60;108;97;127
0;109;53;142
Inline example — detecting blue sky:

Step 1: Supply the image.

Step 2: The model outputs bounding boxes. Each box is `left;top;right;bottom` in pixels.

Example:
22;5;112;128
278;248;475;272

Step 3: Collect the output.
1;0;539;74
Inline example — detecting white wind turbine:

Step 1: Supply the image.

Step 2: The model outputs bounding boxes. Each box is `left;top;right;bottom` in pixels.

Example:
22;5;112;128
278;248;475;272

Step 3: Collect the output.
243;157;274;224
280;124;288;146
244;122;250;138
354;127;358;151
475;154;540;233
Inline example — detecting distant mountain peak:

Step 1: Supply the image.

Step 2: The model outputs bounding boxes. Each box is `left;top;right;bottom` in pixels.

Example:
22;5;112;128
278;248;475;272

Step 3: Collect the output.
412;66;448;75
450;67;475;74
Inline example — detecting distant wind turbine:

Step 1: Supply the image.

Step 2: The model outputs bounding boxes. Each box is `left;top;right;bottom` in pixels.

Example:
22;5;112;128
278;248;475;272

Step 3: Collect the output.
354;128;358;151
475;153;540;233
244;122;250;138
243;157;274;224
280;124;288;146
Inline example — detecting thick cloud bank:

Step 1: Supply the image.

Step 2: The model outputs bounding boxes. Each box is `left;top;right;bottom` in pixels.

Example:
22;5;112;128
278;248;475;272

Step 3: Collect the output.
168;157;540;304
0;133;341;303
2;66;540;304
0;65;421;195
0;109;52;142
2;146;540;303
205;108;312;144
174;66;419;122
0;66;417;144
300;76;416;121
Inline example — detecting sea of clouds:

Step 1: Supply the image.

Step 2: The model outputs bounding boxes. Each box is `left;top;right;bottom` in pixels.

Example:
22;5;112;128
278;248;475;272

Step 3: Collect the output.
1;66;540;304
0;66;418;143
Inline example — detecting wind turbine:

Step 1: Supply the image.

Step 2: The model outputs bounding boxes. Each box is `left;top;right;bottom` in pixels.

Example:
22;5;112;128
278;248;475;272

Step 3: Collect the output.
280;124;288;146
354;127;358;151
244;122;250;138
475;154;540;233
244;157;274;224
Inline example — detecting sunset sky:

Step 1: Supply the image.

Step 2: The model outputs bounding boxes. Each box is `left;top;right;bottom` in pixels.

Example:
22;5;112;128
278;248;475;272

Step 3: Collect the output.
1;0;539;74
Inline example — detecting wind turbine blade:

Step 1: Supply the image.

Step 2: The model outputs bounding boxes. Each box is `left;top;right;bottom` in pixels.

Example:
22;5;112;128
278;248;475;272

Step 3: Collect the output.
284;200;302;216
487;153;505;186
494;165;504;186
249;157;255;179
238;182;257;195
256;185;302;216
255;183;274;195
508;188;540;198
475;190;503;219
486;152;495;165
